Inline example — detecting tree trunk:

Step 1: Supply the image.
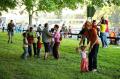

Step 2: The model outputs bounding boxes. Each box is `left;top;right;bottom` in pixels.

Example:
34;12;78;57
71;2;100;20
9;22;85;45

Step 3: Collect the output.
29;14;33;27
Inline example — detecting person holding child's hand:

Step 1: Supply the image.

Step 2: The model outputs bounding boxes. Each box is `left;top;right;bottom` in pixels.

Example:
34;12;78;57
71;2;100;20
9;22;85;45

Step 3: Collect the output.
79;21;99;72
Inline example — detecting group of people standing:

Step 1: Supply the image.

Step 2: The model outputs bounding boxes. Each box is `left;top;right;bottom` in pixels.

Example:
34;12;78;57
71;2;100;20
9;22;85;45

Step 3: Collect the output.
6;17;109;72
61;24;72;38
6;20;62;60
79;17;109;72
21;23;62;60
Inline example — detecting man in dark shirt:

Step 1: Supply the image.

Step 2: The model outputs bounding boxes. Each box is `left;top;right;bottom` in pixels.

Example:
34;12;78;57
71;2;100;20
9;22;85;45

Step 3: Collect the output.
7;20;15;43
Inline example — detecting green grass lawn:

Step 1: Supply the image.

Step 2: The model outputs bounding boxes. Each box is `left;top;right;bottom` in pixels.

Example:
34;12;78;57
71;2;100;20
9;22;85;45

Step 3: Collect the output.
0;32;120;79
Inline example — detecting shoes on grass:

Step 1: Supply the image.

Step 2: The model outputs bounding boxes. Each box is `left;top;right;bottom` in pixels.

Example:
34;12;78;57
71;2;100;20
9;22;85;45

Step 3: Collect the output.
92;69;97;72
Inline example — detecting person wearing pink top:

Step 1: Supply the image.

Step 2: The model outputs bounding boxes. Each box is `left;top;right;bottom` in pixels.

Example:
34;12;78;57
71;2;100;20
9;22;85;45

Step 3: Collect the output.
54;32;60;42
80;46;88;72
53;24;61;59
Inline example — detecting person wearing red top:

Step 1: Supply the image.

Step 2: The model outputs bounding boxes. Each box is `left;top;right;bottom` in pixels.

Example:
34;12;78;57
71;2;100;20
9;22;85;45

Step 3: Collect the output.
80;21;89;46
27;27;34;57
37;36;42;58
105;20;109;32
92;20;100;36
79;21;99;72
92;20;97;29
105;19;110;44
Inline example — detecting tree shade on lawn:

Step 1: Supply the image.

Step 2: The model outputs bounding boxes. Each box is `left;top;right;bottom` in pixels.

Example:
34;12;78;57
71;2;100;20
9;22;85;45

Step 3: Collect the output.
0;32;120;79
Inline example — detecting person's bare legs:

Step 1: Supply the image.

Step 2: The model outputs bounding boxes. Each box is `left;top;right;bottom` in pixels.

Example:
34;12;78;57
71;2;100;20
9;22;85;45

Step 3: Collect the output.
44;42;50;60
44;52;48;60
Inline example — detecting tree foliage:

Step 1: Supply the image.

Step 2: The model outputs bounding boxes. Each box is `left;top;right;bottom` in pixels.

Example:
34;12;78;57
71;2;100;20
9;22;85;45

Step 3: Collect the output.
87;0;120;7
84;0;120;19
20;0;83;25
17;0;120;26
22;0;83;14
22;0;56;15
53;0;83;10
21;0;59;25
0;0;16;13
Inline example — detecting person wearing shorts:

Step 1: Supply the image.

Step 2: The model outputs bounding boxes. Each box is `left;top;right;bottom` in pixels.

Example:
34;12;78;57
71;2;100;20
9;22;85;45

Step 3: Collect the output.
43;43;50;53
42;23;52;59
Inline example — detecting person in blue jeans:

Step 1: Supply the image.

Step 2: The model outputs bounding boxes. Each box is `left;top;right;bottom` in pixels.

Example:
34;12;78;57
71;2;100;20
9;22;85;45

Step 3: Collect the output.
27;27;34;57
100;32;108;47
100;20;108;48
21;32;28;59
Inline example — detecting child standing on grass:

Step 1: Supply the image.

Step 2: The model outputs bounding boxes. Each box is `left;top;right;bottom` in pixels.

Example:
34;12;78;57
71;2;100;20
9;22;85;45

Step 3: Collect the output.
37;36;42;58
21;32;28;60
27;27;34;57
50;28;55;54
80;46;88;72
